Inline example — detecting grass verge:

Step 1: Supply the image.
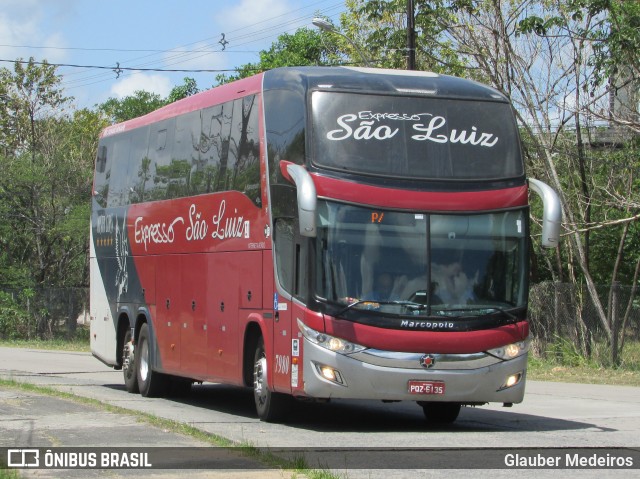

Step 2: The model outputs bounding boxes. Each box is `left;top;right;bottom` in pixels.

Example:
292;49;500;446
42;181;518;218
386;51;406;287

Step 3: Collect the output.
0;378;340;479
0;338;90;352
527;338;640;387
0;470;20;479
527;357;640;386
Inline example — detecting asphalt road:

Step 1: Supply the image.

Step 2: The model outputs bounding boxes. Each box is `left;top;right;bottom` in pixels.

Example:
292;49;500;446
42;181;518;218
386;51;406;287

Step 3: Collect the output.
1;346;639;478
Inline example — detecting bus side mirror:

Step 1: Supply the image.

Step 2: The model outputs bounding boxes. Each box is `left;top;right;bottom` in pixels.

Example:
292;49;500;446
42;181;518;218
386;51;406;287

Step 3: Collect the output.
528;178;562;248
280;162;317;237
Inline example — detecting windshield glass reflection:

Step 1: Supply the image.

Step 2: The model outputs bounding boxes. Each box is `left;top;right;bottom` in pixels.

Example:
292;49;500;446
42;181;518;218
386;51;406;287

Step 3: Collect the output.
314;201;527;318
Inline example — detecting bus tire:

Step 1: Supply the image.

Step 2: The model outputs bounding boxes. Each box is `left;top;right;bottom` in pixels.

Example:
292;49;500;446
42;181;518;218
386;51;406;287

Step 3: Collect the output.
136;323;168;397
122;327;139;393
253;337;290;422
420;402;461;424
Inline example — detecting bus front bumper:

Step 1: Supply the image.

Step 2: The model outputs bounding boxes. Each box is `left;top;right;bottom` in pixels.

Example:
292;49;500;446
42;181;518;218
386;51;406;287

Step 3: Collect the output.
300;338;527;404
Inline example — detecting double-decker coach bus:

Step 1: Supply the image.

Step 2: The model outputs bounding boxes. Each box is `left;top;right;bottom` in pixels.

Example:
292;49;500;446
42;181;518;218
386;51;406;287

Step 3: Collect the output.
90;66;560;423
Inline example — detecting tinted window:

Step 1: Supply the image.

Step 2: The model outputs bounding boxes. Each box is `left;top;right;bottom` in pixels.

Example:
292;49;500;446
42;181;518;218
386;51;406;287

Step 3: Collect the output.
275;218;295;293
96;95;262;208
264;89;305;184
311;91;523;180
231;95;261;206
127;126;152;203
94;141;111;208
106;133;133;207
179;105;219;195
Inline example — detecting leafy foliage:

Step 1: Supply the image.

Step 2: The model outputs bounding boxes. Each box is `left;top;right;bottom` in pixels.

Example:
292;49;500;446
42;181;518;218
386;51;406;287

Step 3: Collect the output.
346;0;470;74
0;60;104;288
99;90;165;124
167;77;200;104
0;57;67;159
216;28;341;84
517;0;640;91
0;290;32;340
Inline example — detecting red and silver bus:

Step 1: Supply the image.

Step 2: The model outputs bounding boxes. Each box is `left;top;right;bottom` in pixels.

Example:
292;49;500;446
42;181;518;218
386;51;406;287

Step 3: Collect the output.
90;67;560;423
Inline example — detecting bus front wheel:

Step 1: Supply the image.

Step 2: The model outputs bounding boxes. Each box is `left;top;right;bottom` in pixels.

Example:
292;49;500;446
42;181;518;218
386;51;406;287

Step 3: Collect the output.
136;323;168;397
419;402;461;424
253;337;290;422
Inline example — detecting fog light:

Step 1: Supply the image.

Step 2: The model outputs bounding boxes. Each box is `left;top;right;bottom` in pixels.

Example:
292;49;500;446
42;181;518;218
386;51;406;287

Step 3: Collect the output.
315;363;345;385
499;372;523;390
321;366;336;380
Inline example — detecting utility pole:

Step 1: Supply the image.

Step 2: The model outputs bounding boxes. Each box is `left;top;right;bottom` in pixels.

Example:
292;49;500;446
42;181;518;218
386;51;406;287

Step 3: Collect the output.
407;0;416;70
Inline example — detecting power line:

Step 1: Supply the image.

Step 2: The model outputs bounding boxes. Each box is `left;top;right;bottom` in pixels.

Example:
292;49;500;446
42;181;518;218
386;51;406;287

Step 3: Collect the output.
0;44;247;54
0;58;251;74
55;1;345;91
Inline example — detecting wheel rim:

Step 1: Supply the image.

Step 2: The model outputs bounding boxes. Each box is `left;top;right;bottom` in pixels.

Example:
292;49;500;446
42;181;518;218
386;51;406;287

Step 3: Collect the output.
139;339;149;382
123;337;134;379
253;356;268;407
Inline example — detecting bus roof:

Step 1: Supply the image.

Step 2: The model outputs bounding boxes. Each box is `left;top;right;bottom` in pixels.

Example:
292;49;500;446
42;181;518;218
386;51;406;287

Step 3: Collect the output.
262;66;508;102
100;66;508;138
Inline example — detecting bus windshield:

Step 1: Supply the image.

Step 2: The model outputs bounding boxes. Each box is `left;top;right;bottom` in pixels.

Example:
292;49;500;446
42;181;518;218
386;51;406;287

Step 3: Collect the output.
314;201;527;317
311;91;522;180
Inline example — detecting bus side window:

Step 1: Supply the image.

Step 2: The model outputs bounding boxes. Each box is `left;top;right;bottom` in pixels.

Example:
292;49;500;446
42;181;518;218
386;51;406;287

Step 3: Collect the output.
94;143;110;208
127;126;151;204
141;119;174;200
274;218;295;294
264;89;305;185
189;105;222;195
106;134;132;208
230;95;261;207
213;102;234;192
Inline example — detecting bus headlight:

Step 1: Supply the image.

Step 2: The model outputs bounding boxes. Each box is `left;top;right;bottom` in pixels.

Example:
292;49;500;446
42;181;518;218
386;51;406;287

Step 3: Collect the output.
488;339;529;360
297;319;366;355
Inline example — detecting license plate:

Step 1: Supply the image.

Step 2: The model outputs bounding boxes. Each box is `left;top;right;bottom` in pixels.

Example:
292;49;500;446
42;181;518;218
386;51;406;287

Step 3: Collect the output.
408;380;445;395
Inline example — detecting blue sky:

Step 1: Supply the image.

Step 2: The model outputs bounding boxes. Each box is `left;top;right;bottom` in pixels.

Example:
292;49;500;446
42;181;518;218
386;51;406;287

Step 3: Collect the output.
0;0;346;109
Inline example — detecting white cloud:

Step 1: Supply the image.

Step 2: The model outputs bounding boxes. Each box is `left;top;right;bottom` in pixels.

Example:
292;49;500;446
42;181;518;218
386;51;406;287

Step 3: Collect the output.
163;42;230;72
216;0;291;33
0;1;72;62
110;72;173;99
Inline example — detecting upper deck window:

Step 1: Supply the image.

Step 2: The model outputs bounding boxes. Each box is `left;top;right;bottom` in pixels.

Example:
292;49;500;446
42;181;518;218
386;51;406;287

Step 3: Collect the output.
311;91;523;181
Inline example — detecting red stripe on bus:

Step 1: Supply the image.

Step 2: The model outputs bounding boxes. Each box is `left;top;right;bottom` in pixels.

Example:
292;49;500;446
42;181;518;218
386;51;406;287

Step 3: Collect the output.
311;174;528;211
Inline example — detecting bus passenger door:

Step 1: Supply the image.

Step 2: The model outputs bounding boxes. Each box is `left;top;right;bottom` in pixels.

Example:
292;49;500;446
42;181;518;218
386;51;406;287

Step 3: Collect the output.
271;217;307;394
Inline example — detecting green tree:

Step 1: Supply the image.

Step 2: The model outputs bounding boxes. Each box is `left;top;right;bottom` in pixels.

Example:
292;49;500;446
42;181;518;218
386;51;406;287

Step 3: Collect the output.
344;0;470;74
99;90;165;123
0;57;67;161
167;77;199;104
518;0;640;96
0;60;104;290
216;28;341;84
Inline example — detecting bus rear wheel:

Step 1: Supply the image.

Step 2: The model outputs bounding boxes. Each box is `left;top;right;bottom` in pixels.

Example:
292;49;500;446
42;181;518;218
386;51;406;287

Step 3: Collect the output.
253;337;290;422
122;327;139;393
419;402;461;424
136;323;168;397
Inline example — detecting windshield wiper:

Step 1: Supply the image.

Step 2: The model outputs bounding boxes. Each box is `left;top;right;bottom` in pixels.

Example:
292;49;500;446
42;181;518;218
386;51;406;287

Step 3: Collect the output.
431;307;484;318
334;299;426;317
484;306;521;324
431;306;521;322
